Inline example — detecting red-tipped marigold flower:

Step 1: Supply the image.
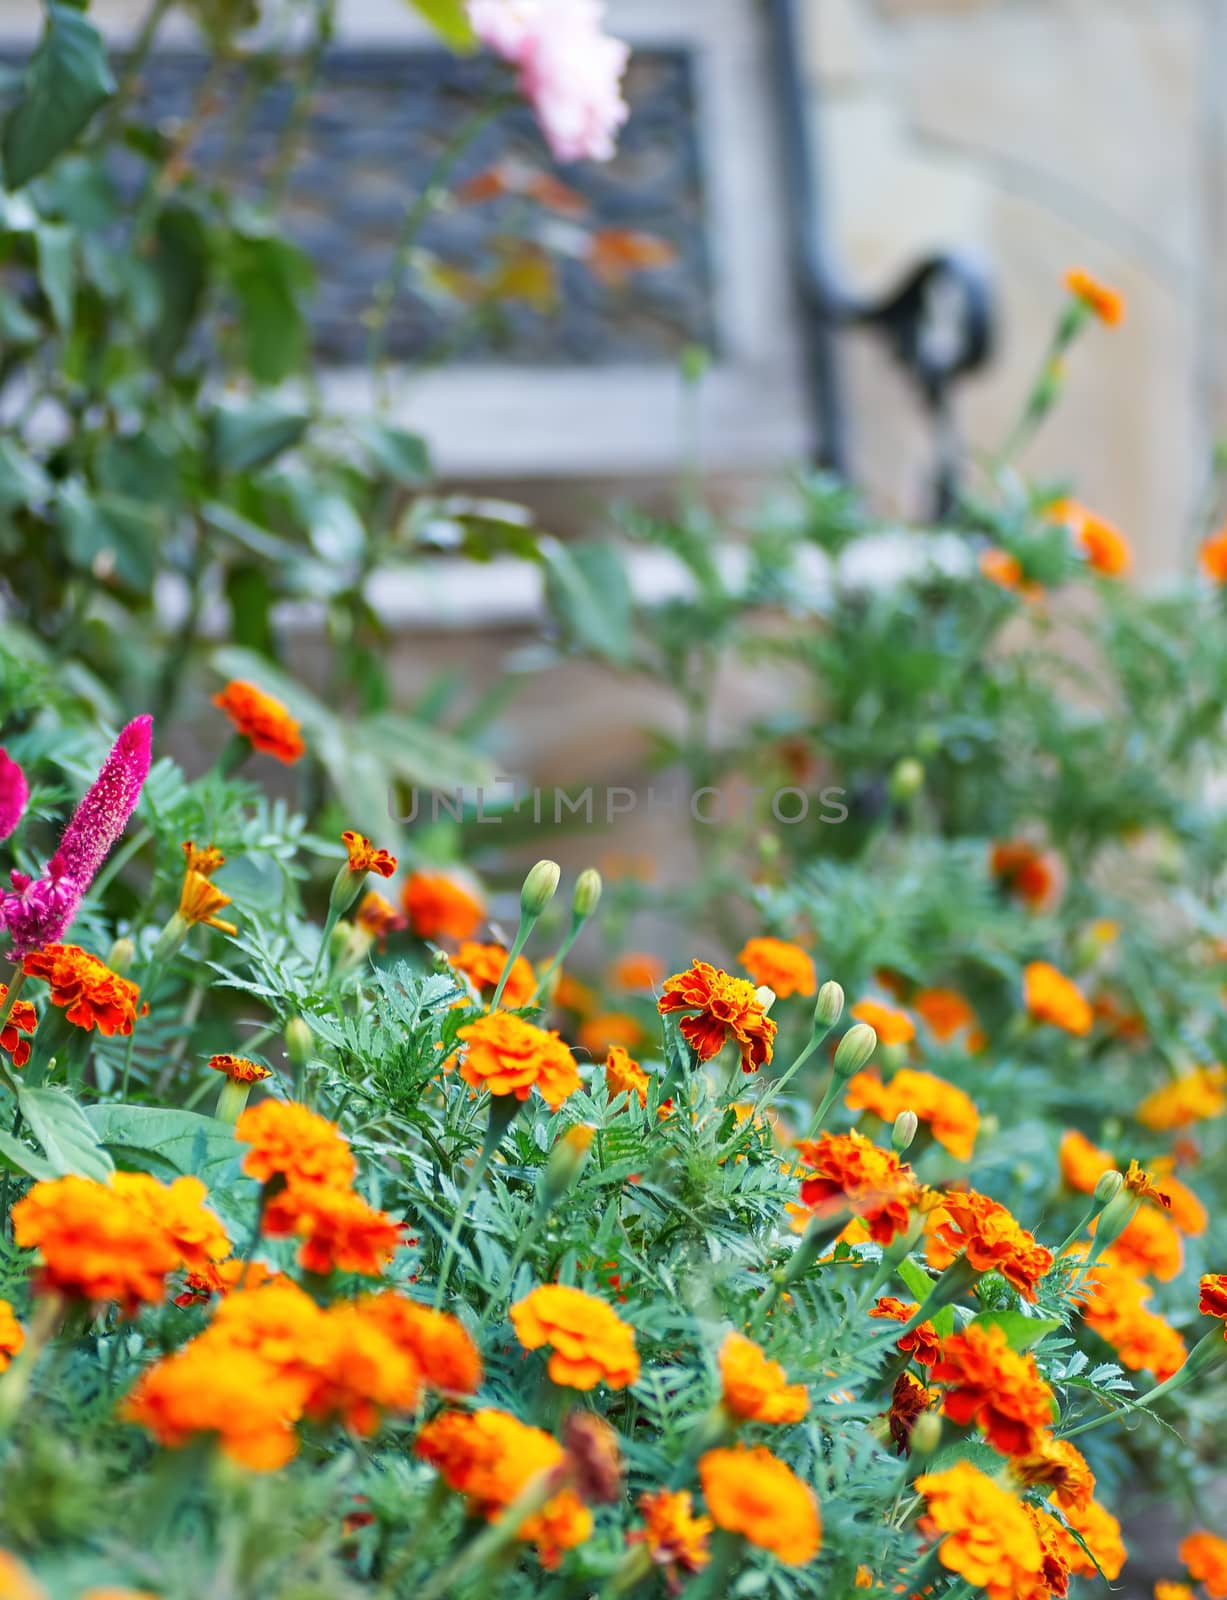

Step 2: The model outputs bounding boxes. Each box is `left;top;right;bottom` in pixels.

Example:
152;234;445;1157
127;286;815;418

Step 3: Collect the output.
698;1445;821;1567
927;1190;1053;1300
869;1297;939;1366
1064;267;1125;326
0;982;36;1067
341;831;396;879
262;1181;402;1277
209;1053;272;1085
235;1100;356;1189
658;960;777;1072
0;1299;24;1370
0;749;27;842
452;940;535;1008
718;1332;808;1424
21;945;146;1036
510;1283;639;1390
356;890;406;947
845;1067;979;1162
1024;961;1093;1036
2;716;152;958
887;1369;936;1454
402;870;485;942
457;1012;580;1109
991;839;1061;911
1198;1273;1227;1324
793;1130;919;1245
737;937;816;999
930;1322;1054;1456
1013;1435;1096;1512
213;681;304;764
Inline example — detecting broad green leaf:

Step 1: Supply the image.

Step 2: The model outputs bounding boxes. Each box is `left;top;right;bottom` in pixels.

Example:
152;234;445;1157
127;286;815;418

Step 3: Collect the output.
406;0;476;48
35;222;75;329
970;1310;1062;1352
354;420;433;486
540;536;634;664
3;4;115;188
0;288;42;344
0;1128;56;1181
148;201;210;369
84;1105;240;1186
208;396;310;475
18;1085;114;1180
0;437;51;511
56;482;159;590
226;233;312;384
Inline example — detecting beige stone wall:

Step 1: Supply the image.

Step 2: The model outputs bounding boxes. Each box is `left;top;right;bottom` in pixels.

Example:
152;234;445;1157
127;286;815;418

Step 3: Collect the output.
803;0;1216;580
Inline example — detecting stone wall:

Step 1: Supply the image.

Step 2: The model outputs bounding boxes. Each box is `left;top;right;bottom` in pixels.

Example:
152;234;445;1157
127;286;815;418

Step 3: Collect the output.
805;0;1216;580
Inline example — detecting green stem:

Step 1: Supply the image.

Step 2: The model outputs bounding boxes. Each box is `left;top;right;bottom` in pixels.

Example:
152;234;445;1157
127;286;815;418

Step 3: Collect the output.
755;1025;833;1123
432;1098;519;1312
0;968;27;1036
489;916;537;1012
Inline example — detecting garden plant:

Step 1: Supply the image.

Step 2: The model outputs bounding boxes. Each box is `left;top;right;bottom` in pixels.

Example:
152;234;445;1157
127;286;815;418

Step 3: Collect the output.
0;3;1225;1599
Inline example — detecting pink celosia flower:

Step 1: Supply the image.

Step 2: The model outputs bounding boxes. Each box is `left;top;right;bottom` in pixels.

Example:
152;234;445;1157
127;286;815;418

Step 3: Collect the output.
1;716;152;958
0;751;27;842
468;0;629;164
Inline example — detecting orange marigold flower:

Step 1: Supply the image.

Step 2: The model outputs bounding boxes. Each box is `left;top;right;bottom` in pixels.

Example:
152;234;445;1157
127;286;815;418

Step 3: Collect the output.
182;841;225;877
1075;1255;1187;1380
845;1066;979;1162
658;960;777;1073
341;830;396;878
0;1552;45;1599
510;1283;639;1390
927;1189;1054;1300
1198;1273;1227;1322
263;1182;402;1277
1064;267;1125;326
990;839;1061;911
698;1445;821;1567
869;1296;939;1366
609;952;664;992
794;1130;919;1245
1137;1066;1227;1130
930;1322;1054;1456
358;1291;482;1393
577;1011;643;1057
1023;961;1093;1036
1150;1163;1207;1236
1201;523;1227;584
235;1100;355;1190
1059;1128;1113;1193
457;1012;580;1109
123;1340;306;1470
212;680;305;764
1182;1532;1227;1599
402;871;485;942
633;1488;712;1577
302;1302;421;1436
913;987;985;1051
738;937;816;999
11;1175;180;1313
1050;1498;1127;1582
0;982;37;1068
980;547;1023;590
173;1258;281;1306
208;1053;271;1085
887;1369;936;1454
1048;498;1132;577
849;997;915;1047
1012;1435;1096;1512
415;1408;593;1569
111;1172;230;1276
356;890;406;946
452;941;535;1009
1156;1585;1197;1600
205;1280;326;1383
0;1299;24;1371
21;944;145;1036
1099;1201;1184;1283
917;1462;1046;1600
605;1045;672;1116
718;1332;809;1424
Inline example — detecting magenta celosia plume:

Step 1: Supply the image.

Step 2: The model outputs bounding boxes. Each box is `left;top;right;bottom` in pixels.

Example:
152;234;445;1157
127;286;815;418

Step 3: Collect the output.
1;715;153;958
0;750;27;843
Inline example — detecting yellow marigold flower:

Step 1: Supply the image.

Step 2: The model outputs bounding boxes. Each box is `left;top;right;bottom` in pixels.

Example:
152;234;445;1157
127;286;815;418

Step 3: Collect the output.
452;940;535;1009
849;997;915;1046
510;1283;639;1390
926;1189;1053;1301
930;1322;1054;1457
122;1339;306;1470
845;1066;979;1162
208;1053;272;1085
182;841;225;877
1182;1534;1227;1600
110;1172;230;1276
1137;1066;1227;1130
737;937;816;999
415;1408;593;1569
0;1299;24;1371
235;1100;356;1190
698;1444;821;1567
12;1175;180;1313
358;1291;482;1393
178;868;237;935
658;960;777;1073
21;944;146;1036
402;870;485;942
718;1332;809;1424
1023;961;1093;1036
608;952;664;992
917;1462;1045;1600
262;1181;402;1277
341;830;396;878
212;680;305;764
0;1551;45;1600
457;1012;580;1109
1156;1585;1197;1600
1064;267;1125;325
633;1488;712;1577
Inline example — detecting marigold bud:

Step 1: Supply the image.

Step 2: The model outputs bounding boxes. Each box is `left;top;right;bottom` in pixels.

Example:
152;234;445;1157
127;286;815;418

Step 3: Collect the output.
888;758;925;803
814;980;844;1029
1093;1169;1125;1207
521;859;561;917
572;868;602;920
892;1110;919;1153
909;1410;942;1455
539;1123;596;1212
833;1023;877;1080
285;1017;312;1068
106;936;135;977
755;985;777;1015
